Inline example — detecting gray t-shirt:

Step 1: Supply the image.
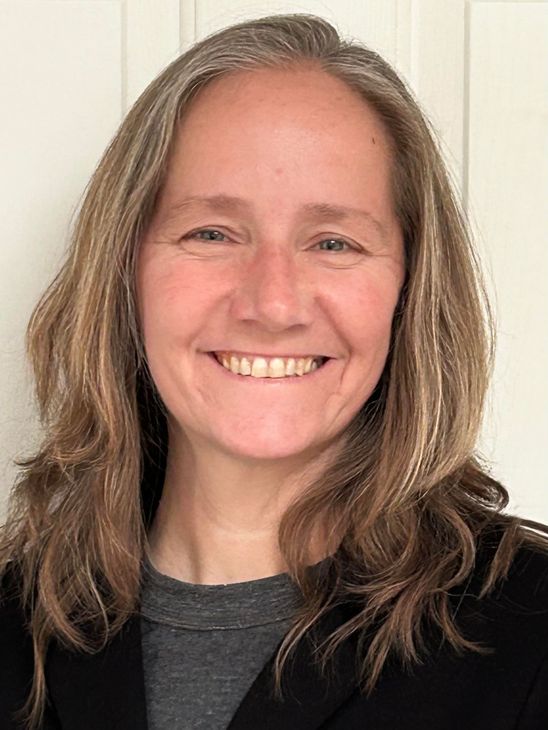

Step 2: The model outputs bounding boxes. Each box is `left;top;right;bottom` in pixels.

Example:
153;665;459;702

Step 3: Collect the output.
139;556;325;729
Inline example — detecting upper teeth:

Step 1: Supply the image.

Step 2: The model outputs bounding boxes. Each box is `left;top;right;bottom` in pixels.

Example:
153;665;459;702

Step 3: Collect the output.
214;352;324;378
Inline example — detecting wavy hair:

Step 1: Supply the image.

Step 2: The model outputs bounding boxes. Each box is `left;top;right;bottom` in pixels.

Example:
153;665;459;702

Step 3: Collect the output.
2;13;547;729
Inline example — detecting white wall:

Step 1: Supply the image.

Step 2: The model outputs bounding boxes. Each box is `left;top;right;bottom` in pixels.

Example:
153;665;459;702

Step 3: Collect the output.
1;0;547;522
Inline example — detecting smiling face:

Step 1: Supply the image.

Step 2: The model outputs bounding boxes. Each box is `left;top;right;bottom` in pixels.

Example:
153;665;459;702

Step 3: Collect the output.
137;66;405;464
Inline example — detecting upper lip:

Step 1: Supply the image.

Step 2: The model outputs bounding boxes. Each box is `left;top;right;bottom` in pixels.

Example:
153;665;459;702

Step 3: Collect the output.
209;350;332;360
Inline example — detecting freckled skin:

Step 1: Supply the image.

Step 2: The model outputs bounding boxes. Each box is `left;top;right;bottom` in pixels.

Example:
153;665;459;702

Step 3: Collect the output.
137;67;405;464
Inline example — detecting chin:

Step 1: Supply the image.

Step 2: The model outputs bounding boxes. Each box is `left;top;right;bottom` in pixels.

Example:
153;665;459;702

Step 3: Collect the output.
213;430;324;463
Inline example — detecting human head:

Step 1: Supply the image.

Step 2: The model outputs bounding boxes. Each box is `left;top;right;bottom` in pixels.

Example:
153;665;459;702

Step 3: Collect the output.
27;13;491;525
135;63;405;473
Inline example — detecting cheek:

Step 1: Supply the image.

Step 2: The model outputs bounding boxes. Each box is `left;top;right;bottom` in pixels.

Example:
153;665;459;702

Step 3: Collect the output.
137;261;213;347
136;265;203;396
331;270;402;352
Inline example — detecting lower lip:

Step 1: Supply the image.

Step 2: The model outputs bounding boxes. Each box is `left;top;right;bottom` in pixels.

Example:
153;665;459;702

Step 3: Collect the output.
205;352;333;384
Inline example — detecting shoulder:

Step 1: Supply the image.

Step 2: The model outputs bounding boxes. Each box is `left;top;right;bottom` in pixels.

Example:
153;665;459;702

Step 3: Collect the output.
472;526;548;612
479;539;548;658
449;526;548;688
502;541;548;606
0;562;37;729
444;530;548;727
0;560;28;624
0;559;33;663
347;528;548;728
452;524;548;634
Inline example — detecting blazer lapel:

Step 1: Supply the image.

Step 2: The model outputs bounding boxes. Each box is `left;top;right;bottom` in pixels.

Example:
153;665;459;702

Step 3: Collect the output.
46;613;148;730
45;600;360;730
45;602;360;730
228;601;362;730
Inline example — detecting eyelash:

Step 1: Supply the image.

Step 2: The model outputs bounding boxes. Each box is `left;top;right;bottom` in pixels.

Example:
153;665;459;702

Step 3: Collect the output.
182;228;360;252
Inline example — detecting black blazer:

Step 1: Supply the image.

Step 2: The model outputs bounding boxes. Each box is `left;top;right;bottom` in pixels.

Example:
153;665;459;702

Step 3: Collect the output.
2;532;548;729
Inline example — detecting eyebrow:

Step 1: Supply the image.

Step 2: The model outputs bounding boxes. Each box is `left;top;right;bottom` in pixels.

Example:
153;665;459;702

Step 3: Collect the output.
168;194;389;242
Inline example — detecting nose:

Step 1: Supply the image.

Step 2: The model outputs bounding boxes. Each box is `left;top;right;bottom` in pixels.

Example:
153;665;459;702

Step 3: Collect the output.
229;241;315;332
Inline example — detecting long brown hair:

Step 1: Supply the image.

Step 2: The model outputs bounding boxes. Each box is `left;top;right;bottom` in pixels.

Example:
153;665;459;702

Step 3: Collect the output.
2;13;547;729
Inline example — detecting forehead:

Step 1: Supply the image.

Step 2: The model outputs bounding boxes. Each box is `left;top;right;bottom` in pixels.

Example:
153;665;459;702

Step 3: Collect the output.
191;64;371;107
177;65;393;155
199;66;384;124
154;66;398;231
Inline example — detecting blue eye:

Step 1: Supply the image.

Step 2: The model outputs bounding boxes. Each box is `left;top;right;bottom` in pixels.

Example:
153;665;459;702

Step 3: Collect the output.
185;229;227;241
318;238;353;252
182;229;357;252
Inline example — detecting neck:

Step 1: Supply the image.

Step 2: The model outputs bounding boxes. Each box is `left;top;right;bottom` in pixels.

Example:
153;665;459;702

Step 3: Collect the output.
146;422;338;585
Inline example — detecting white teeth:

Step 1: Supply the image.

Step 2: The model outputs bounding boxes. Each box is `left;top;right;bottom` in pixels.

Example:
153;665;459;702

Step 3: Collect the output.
239;356;252;376
230;355;242;375
285;358;296;376
216;353;323;378
270;357;290;378
295;359;305;376
251;357;269;377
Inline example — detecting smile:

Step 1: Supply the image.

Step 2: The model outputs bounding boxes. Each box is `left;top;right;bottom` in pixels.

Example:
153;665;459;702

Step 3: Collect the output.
207;352;331;381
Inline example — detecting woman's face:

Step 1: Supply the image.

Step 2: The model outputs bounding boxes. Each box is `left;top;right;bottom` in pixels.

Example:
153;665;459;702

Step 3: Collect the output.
137;66;405;462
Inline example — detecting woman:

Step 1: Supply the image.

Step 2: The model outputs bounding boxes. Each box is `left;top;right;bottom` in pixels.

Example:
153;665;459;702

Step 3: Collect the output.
1;13;547;730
